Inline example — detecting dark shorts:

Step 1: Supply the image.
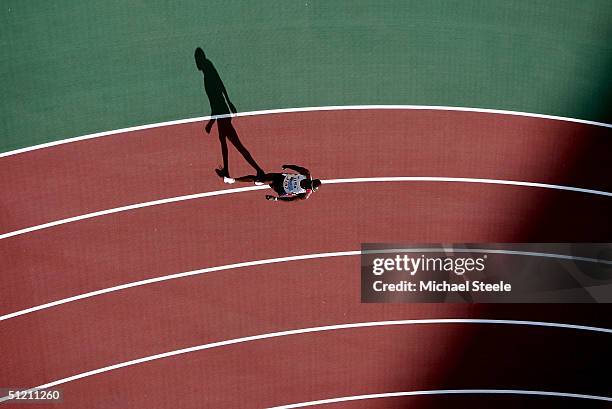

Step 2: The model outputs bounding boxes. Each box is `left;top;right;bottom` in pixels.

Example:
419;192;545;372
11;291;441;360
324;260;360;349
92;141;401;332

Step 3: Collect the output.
269;173;287;196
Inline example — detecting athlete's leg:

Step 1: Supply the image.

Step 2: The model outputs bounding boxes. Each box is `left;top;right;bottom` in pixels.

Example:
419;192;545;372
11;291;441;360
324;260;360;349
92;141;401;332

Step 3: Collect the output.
270;173;287;196
217;132;229;177
224;126;265;175
234;173;278;184
233;175;258;183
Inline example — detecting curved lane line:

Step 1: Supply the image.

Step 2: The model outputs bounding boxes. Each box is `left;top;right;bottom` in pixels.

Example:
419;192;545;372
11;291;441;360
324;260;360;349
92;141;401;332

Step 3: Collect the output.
1;248;611;322
2;176;611;241
267;389;612;408
1;318;611;404
1;105;611;158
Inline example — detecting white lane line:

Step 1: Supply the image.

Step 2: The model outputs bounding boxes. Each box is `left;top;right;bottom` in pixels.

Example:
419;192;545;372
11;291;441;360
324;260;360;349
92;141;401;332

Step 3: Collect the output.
323;177;612;196
1;248;611;322
1;319;611;404
267;389;612;408
0;250;358;321
0;185;266;240
1;105;611;158
1;176;611;241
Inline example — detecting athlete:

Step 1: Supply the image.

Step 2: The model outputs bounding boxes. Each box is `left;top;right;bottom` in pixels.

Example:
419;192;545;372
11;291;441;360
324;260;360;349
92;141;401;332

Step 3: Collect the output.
223;164;321;201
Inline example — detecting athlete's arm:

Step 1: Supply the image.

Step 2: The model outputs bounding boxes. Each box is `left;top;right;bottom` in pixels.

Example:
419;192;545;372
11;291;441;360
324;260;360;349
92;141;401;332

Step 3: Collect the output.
281;164;310;176
224;92;237;114
220;81;237;113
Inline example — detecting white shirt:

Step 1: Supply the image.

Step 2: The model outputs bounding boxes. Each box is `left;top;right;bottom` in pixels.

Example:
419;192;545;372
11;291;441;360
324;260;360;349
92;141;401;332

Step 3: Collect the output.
282;173;308;195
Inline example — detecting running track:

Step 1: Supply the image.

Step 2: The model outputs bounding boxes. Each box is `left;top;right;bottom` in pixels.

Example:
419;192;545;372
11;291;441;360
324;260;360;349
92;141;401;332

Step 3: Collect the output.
1;108;612;408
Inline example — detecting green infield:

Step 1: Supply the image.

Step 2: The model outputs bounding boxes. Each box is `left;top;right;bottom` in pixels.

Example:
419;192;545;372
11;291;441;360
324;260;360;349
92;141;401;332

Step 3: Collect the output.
1;0;611;153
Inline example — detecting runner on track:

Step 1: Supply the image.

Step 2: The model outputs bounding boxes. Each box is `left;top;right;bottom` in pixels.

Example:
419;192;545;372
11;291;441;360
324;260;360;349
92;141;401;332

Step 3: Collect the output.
223;164;321;201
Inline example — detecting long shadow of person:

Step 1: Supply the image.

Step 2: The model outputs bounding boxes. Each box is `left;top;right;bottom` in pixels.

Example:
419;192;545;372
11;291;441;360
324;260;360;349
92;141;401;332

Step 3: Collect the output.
194;47;264;178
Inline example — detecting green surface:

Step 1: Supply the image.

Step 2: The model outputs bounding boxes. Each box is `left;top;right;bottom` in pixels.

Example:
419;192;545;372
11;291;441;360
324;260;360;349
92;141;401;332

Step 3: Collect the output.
1;0;611;153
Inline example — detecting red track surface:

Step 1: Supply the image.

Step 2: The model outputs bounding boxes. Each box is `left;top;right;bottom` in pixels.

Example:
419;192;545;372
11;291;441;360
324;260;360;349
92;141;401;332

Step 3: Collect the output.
2;110;611;234
1;110;611;408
